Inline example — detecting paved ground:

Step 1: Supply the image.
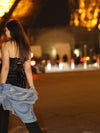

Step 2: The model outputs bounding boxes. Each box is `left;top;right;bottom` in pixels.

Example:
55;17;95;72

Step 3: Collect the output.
8;70;100;133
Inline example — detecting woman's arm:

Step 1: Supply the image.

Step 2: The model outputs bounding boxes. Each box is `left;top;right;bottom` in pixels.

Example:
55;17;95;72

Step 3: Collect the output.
23;59;34;87
0;43;9;83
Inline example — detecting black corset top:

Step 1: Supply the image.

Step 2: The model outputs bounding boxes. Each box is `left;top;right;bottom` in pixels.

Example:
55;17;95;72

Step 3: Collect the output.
6;57;26;88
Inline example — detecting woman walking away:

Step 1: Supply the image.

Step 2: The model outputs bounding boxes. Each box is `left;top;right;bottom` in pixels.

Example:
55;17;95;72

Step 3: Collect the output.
0;19;42;133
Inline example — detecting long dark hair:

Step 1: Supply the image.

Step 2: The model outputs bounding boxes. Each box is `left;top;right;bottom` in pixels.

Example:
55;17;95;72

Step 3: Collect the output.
6;19;30;63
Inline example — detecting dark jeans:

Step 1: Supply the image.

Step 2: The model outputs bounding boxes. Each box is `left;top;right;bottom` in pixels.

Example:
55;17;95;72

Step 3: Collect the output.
25;122;42;133
0;105;9;133
0;105;42;133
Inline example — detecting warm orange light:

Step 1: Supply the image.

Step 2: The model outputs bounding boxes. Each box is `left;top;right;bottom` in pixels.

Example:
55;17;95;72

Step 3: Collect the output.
42;60;46;64
70;0;100;30
74;19;79;26
80;56;90;62
98;22;100;30
91;19;98;27
0;0;14;17
87;8;93;20
94;8;99;18
74;13;79;26
0;0;34;17
79;0;85;8
80;11;85;21
12;1;33;17
31;60;36;66
78;9;82;14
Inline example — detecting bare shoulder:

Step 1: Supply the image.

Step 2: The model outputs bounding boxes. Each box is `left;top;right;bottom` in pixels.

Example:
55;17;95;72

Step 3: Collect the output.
1;41;9;57
2;41;10;47
2;42;8;50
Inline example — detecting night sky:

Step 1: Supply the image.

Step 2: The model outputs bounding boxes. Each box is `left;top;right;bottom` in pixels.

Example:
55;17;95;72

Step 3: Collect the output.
33;0;70;28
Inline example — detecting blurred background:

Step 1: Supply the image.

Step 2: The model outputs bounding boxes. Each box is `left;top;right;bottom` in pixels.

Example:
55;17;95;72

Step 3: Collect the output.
0;0;100;73
1;1;100;133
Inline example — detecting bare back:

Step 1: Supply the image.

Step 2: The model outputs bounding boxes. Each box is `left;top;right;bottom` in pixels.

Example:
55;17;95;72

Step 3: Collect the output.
6;41;20;58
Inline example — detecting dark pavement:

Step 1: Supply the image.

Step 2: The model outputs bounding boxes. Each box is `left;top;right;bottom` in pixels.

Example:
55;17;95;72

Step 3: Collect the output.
8;70;100;133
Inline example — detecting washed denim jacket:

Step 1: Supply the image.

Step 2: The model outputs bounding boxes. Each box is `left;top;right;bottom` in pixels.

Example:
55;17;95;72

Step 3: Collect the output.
0;83;38;123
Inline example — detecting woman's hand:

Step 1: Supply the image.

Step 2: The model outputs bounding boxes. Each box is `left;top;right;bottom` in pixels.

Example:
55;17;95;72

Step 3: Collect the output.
29;86;39;96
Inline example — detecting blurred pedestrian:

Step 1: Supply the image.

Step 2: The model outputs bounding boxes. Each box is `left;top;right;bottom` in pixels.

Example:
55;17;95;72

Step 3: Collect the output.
0;20;42;133
62;54;68;62
55;54;60;67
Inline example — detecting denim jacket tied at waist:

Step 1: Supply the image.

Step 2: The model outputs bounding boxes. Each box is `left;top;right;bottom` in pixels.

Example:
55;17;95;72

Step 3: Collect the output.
0;83;38;123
